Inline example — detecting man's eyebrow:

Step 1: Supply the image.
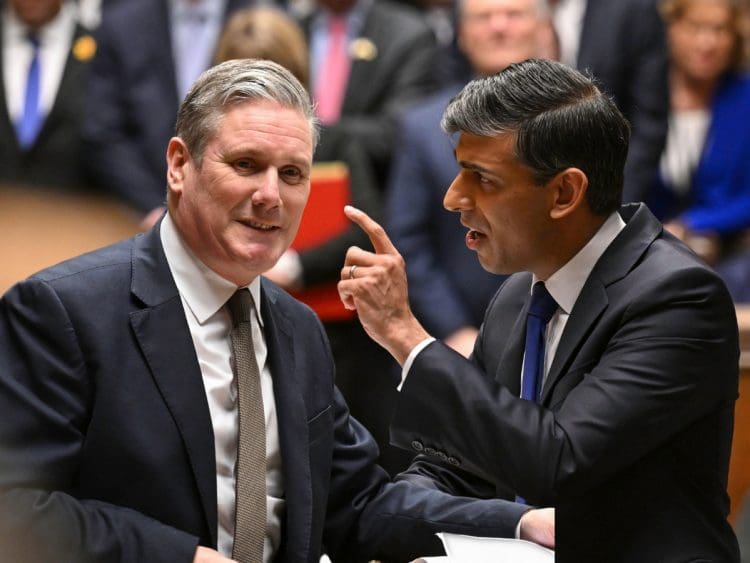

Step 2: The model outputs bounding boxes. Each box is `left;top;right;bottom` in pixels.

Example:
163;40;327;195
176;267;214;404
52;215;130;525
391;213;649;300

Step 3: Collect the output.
458;161;496;176
452;149;495;176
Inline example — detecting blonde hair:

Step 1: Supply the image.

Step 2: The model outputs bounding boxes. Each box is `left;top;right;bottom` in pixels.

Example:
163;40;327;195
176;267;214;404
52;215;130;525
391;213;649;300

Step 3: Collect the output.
214;7;310;89
660;0;749;70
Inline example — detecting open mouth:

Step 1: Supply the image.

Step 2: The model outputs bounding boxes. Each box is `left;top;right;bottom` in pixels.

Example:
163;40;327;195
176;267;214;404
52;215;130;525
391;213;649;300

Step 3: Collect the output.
466;229;485;248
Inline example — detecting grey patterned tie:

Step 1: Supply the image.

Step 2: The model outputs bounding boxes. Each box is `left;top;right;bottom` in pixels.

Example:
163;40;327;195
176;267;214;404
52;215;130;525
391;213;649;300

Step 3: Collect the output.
227;290;266;562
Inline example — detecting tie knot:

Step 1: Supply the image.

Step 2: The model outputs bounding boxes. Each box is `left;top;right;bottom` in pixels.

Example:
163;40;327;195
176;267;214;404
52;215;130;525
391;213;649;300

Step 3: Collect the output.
528;282;558;323
227;289;253;326
27;33;40;49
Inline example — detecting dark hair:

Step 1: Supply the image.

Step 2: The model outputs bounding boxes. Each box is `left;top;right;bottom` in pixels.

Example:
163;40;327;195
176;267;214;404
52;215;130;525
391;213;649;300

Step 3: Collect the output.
441;58;630;214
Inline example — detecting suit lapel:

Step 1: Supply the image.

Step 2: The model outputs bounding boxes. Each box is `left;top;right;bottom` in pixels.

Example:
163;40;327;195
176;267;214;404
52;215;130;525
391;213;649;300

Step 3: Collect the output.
541;280;608;403
260;282;312;560
0;24;19;154
541;204;662;403
494;278;532;396
341;4;380;115
37;24;89;147
128;225;219;545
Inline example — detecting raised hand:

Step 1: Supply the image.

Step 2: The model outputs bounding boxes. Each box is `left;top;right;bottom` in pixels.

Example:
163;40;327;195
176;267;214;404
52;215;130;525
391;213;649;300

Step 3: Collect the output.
337;206;430;365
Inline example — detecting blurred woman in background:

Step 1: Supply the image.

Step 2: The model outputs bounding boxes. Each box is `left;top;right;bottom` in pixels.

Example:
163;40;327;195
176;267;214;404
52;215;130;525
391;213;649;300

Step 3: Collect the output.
654;0;750;267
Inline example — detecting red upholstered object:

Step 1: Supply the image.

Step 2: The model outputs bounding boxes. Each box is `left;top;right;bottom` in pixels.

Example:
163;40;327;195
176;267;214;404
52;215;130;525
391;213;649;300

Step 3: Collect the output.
290;162;355;321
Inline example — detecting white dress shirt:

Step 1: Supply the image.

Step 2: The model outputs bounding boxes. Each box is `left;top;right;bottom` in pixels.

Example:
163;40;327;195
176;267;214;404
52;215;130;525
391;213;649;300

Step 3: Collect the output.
550;0;587;68
660;109;710;196
2;1;76;123
161;214;284;562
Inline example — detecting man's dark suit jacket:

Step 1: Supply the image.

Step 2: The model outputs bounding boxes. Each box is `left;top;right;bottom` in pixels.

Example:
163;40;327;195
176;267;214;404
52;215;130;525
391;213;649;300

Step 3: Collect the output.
81;0;250;213
0;23;92;190
306;0;437;187
392;204;740;561
577;0;669;204
0;221;528;562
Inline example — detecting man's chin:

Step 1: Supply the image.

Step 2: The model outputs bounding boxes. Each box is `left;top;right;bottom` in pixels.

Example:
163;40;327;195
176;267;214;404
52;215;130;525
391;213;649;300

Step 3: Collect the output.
476;254;507;276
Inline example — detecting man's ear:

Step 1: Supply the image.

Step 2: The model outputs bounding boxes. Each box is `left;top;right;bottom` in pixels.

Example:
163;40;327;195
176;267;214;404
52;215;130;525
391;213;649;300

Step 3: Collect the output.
166;137;190;196
549;167;588;220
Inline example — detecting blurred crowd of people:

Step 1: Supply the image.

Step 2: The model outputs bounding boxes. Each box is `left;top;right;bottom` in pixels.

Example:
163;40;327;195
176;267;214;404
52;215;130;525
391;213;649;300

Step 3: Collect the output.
1;0;750;478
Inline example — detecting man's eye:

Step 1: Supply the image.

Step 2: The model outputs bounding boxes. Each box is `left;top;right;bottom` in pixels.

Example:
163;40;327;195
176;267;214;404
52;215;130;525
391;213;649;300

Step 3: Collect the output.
281;167;303;184
474;171;490;183
234;159;254;171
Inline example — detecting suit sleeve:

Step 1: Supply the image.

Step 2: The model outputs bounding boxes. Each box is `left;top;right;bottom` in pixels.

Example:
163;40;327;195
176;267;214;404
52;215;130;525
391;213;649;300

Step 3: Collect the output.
391;265;738;505
0;280;198;563
681;76;750;234
321;387;528;562
81;17;166;213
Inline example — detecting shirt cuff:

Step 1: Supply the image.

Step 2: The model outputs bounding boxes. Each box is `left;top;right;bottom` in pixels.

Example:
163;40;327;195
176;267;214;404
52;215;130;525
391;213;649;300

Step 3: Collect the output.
398;337;436;391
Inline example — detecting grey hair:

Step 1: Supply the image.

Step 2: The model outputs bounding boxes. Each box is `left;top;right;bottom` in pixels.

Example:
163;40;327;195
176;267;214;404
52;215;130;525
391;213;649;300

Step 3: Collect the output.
175;58;319;167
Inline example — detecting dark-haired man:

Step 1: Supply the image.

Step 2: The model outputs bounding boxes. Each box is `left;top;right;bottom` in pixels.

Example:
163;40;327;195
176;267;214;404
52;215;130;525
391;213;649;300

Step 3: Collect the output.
340;58;740;561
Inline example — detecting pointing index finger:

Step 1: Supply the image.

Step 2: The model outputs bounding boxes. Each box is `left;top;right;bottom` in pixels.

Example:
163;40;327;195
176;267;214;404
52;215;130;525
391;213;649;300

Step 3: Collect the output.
344;205;397;255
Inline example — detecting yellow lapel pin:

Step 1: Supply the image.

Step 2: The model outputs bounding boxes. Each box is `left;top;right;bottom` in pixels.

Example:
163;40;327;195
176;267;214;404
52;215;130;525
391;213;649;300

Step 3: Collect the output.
349;37;377;61
72;35;97;62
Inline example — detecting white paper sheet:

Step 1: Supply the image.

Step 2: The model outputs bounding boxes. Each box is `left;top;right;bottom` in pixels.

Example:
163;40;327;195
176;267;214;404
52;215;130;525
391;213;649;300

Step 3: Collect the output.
432;532;554;562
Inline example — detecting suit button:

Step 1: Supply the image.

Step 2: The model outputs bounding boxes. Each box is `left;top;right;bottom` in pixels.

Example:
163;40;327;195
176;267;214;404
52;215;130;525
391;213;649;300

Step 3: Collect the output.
424;447;437;456
437;451;448;461
447;456;460;466
411;440;424;452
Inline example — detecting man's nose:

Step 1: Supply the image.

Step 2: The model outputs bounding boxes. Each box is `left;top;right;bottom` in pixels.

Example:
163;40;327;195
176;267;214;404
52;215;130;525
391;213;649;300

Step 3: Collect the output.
443;176;473;212
252;168;282;206
488;11;511;33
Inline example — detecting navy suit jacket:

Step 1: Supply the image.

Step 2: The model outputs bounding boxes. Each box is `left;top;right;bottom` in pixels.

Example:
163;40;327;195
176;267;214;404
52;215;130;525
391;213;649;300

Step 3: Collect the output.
392;204;740;561
578;0;669;204
306;0;437;187
81;0;250;213
651;73;750;235
0;23;92;190
386;85;506;339
0;221;528;562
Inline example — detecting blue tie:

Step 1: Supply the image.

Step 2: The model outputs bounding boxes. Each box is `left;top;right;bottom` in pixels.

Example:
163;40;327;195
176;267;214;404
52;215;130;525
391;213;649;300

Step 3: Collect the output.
521;282;558;403
517;282;558;505
16;33;42;150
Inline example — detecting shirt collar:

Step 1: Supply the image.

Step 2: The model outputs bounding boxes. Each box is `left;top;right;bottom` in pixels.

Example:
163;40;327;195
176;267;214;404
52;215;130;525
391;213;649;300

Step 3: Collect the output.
533;211;625;314
161;213;264;327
